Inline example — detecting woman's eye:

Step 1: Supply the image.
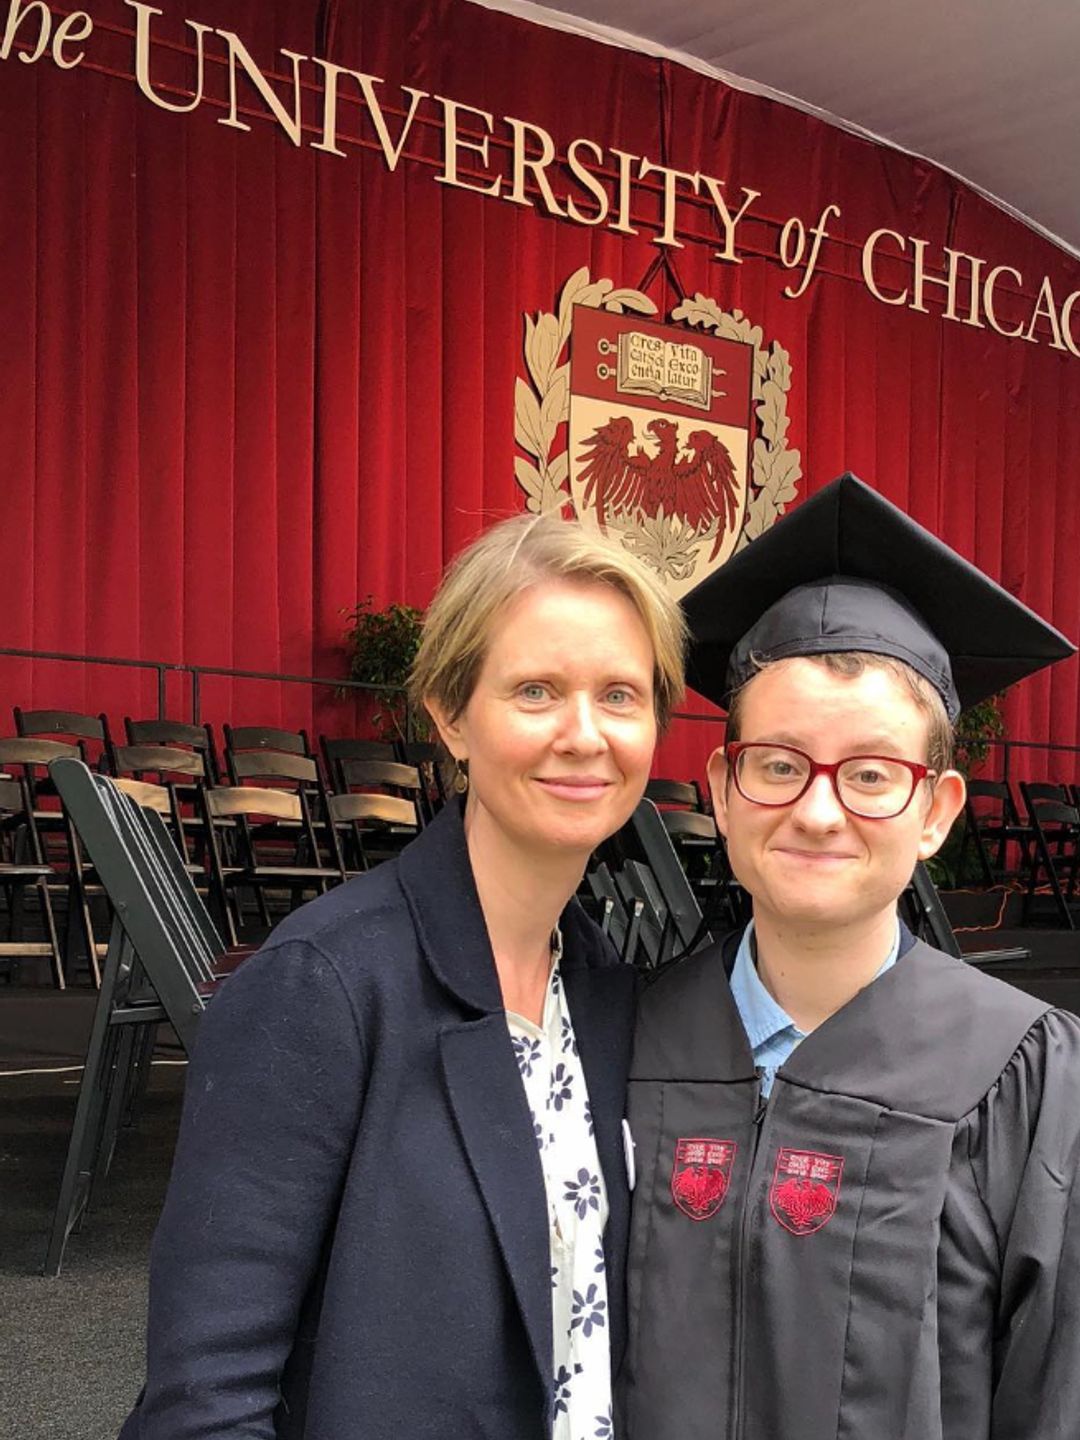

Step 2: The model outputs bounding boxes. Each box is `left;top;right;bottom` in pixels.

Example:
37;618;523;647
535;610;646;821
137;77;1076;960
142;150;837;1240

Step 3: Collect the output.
605;686;634;706
519;683;550;702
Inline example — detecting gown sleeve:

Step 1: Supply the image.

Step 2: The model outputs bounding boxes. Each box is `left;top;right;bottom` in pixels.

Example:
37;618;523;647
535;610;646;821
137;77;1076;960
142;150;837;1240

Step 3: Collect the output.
119;936;367;1440
964;1008;1080;1438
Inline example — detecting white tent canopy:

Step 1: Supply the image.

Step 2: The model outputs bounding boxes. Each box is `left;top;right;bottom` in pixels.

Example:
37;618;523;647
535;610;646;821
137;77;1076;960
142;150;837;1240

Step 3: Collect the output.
469;0;1080;259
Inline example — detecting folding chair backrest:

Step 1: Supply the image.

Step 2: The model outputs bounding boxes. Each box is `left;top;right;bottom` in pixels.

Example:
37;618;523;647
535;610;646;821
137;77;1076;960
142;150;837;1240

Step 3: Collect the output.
15;708;108;744
224;724;310;756
205;785;303;821
661;809;717;841
0;736;82;772
111;743;208;779
1021;780;1071;818
227;750;321;787
322;736;397;788
328;792;418;828
966;779;1010;814
125;718;220;780
112;777;173;815
50;758;222;1045
339;758;424;795
645;778;704;811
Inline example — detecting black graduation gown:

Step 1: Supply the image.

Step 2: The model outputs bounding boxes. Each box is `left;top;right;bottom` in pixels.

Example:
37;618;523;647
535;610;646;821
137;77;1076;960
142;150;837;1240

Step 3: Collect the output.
618;932;1080;1440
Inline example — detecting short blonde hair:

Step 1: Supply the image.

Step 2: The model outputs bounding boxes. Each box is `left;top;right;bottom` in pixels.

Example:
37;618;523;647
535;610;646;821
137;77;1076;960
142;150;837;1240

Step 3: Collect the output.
410;512;687;730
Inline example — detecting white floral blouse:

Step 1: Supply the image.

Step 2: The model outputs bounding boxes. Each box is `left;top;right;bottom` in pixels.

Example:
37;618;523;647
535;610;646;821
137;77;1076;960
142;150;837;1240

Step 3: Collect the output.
506;937;614;1440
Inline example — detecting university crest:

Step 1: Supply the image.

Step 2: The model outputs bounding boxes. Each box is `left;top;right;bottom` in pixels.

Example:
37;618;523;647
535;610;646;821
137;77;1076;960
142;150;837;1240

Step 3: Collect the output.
769;1147;844;1236
670;1137;737;1221
515;269;802;596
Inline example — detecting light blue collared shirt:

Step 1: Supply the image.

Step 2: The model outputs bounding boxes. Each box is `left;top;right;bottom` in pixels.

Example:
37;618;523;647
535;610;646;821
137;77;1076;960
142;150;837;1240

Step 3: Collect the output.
729;918;901;1098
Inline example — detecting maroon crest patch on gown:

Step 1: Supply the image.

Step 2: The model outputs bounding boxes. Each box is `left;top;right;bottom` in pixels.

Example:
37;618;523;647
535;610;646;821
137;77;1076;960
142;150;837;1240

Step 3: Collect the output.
670;1138;737;1221
769;1148;844;1235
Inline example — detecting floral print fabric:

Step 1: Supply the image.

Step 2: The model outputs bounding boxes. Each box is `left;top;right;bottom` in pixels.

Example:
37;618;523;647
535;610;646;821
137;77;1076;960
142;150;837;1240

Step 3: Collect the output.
507;939;613;1440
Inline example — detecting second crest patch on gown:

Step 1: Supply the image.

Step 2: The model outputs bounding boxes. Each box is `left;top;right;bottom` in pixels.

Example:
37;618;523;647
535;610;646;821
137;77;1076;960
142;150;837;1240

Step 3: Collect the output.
769;1147;844;1235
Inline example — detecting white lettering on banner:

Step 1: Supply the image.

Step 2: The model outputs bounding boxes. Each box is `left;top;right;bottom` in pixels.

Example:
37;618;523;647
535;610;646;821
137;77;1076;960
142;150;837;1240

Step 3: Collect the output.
309;62;427;170
637;159;700;250
2;0;1076;357
51;9;91;68
1023;276;1068;351
607;149;640;236
698;176;761;264
1;0;91;67
129;1;210;113
565;138;609;226
983;265;1024;338
505;118;566;216
433;96;502;197
216;30;306;146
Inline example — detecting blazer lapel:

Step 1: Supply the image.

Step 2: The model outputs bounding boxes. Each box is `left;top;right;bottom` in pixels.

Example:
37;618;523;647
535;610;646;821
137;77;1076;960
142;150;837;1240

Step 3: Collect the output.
439;1015;553;1395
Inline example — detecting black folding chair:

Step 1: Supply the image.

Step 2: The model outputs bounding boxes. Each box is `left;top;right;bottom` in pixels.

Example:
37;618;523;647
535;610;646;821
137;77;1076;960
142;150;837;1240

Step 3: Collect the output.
321;736;398;792
124;717;220;782
395;740;448;822
43;758;229;1275
587;799;713;968
644;778;706;813
0;773;65;987
1022;797;1080;929
959;779;1032;885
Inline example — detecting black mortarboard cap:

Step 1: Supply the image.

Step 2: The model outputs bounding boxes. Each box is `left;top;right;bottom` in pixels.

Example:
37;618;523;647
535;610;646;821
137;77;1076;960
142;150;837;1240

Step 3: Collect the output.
683;473;1075;721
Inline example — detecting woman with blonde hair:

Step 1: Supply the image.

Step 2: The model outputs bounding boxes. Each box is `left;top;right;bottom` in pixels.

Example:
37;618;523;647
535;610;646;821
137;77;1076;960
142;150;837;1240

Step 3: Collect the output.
120;511;685;1440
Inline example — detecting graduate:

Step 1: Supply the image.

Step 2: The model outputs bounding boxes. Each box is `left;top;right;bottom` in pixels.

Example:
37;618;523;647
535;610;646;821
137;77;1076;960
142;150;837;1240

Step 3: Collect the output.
618;474;1080;1440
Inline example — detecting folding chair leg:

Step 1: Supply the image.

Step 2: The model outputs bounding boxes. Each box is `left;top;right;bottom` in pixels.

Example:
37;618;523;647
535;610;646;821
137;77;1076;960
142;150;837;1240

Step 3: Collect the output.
38;875;66;991
123;1024;159;1130
64;876;102;988
43;926;128;1276
1033;829;1075;929
89;1023;140;1209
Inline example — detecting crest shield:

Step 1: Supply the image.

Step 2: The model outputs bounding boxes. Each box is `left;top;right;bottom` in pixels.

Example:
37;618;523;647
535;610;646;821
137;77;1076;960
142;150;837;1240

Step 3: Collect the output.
568;307;753;597
670;1137;737;1221
769;1147;845;1236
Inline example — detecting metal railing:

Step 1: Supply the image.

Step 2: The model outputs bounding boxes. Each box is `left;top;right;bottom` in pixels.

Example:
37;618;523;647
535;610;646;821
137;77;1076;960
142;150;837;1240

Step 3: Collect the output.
0;646;411;731
993;738;1080;784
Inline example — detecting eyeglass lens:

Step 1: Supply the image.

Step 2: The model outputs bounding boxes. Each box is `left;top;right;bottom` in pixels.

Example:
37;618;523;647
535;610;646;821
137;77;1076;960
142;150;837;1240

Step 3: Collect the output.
734;744;917;818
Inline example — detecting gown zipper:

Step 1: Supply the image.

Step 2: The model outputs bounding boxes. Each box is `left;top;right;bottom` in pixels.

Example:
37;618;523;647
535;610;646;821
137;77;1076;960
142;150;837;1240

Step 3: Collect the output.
731;1072;770;1440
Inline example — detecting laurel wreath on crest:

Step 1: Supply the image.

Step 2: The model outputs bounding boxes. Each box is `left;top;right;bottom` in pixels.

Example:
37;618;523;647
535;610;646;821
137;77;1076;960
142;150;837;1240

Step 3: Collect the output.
515;270;802;551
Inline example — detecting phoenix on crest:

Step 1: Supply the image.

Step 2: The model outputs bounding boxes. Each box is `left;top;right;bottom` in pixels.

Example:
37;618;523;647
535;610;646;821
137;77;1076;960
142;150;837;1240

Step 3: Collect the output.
577;416;739;559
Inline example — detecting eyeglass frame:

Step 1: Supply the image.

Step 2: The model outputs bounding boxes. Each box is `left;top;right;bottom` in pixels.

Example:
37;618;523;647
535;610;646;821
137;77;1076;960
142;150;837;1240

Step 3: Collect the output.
724;741;936;820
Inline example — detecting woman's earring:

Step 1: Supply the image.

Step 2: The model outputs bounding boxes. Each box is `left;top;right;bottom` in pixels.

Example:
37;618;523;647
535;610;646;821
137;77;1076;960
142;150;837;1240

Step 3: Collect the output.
454;760;469;794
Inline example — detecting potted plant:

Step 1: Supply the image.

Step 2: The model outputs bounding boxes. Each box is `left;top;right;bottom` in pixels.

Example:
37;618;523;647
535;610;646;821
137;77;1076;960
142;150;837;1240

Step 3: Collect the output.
341;597;426;742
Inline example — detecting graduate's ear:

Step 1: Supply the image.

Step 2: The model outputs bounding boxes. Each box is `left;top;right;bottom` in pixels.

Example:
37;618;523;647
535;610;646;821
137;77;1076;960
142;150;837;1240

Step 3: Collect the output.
423;697;468;763
917;770;966;861
707;747;730;839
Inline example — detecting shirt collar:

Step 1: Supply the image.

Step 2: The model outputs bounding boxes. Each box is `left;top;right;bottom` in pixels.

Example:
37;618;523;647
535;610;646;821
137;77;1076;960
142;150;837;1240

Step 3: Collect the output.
729;921;802;1051
729;915;903;1049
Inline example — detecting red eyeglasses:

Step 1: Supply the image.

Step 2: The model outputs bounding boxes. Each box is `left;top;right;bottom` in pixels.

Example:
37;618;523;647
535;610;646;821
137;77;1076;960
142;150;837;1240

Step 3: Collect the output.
726;742;935;819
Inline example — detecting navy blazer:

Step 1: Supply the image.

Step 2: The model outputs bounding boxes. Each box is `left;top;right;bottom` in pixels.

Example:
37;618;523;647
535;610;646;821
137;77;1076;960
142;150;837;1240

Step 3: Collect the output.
119;800;636;1439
